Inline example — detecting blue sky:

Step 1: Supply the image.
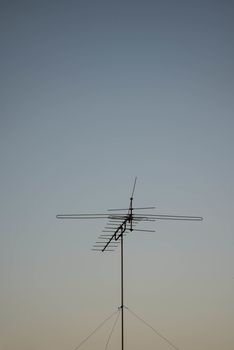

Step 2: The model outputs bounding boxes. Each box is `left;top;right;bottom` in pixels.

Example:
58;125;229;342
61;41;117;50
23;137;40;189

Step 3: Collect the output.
1;1;234;349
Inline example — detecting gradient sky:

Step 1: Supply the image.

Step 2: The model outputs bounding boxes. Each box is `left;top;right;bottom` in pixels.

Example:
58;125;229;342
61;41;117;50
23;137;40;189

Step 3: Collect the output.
1;1;234;349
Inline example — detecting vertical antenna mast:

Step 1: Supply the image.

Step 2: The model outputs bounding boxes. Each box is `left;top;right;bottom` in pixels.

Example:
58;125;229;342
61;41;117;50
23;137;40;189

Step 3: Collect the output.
121;177;137;350
121;226;124;350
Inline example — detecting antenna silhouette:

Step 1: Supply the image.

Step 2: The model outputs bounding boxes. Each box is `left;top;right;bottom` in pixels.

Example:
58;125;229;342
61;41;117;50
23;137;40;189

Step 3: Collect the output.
57;178;203;350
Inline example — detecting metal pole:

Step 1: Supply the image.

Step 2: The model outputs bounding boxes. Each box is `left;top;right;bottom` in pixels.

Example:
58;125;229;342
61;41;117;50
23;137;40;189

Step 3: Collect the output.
121;233;124;350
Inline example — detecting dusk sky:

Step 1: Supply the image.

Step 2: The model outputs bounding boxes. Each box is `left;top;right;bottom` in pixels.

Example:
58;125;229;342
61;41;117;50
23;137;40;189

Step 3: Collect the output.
1;1;234;349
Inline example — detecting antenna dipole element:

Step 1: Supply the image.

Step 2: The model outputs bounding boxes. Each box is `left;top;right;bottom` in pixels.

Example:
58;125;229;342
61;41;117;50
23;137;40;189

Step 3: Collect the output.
131;177;137;199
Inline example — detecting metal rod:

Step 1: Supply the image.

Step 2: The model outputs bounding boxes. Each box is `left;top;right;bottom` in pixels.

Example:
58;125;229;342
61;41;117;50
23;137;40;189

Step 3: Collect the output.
108;206;155;211
121;233;124;350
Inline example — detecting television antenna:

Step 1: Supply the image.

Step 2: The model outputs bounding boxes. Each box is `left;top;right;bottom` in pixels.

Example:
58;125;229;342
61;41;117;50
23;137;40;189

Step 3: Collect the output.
56;178;203;350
